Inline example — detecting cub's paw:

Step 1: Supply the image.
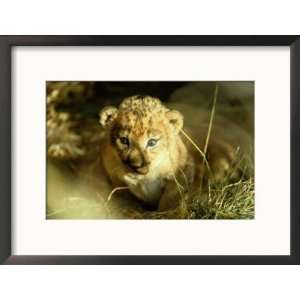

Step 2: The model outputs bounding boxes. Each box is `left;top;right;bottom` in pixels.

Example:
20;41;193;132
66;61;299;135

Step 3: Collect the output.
206;140;240;181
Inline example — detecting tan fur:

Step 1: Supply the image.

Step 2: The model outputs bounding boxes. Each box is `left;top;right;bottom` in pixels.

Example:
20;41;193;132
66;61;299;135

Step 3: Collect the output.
99;96;194;212
99;95;251;216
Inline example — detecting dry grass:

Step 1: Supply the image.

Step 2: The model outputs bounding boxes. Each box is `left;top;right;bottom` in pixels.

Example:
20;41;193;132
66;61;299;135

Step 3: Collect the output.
47;82;254;220
183;84;254;219
188;175;254;219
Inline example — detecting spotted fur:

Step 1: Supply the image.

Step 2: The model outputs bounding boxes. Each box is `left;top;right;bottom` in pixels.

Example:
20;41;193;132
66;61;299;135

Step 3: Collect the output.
99;95;192;211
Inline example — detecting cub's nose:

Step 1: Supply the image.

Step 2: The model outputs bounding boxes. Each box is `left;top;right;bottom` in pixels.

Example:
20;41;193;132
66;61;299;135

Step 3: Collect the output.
127;149;143;167
128;156;144;169
126;149;150;174
128;161;149;174
126;158;150;174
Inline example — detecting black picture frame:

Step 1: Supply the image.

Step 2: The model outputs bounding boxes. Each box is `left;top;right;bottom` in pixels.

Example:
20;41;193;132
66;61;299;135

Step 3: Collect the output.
0;35;299;265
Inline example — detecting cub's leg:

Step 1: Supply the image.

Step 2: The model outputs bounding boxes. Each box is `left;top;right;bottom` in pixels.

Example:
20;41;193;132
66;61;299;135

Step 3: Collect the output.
206;140;238;181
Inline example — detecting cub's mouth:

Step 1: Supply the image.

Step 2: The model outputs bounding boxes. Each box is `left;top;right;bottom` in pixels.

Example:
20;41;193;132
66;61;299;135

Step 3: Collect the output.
122;160;150;175
132;166;149;175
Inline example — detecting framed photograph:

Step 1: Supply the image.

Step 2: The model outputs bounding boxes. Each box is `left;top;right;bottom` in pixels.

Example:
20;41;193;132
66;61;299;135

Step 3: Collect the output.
0;36;299;264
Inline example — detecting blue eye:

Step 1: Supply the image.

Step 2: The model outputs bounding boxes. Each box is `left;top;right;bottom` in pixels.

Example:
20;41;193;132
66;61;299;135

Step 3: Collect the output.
147;139;158;147
120;137;129;146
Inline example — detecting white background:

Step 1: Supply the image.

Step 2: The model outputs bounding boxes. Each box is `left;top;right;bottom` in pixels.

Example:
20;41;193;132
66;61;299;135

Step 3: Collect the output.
13;46;290;256
1;1;300;300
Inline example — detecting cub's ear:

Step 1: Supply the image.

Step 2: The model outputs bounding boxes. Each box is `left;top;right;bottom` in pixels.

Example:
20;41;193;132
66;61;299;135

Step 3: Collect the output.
99;106;118;128
166;110;184;133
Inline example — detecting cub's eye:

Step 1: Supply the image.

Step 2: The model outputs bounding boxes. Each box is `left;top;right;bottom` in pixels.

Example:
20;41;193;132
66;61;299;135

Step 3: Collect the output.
147;138;158;148
119;137;129;146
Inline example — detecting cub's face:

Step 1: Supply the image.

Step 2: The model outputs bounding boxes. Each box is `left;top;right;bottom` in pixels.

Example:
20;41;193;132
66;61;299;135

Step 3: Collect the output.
99;97;183;176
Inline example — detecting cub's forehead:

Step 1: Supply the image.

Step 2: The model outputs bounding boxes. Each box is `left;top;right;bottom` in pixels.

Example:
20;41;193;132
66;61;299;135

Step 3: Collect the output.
115;113;165;136
119;95;168;115
115;95;168;129
111;96;170;137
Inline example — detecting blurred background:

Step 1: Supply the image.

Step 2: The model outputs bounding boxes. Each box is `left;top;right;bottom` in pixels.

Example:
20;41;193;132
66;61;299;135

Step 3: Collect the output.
47;81;254;219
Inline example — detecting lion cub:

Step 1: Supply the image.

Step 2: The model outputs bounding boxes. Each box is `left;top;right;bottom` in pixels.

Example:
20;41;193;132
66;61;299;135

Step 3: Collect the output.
99;95;248;214
99;95;196;211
